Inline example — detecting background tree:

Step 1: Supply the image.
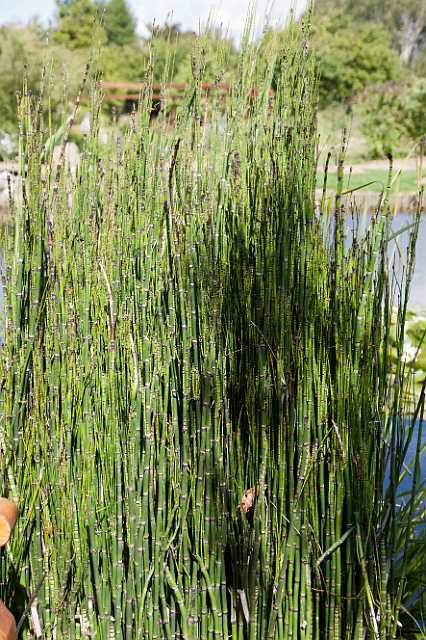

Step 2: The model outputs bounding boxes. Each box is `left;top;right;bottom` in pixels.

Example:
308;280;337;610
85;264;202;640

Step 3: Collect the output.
101;44;147;81
357;76;426;157
0;23;82;132
103;0;137;46
145;22;195;83
0;24;45;136
312;13;401;108
318;0;426;65
53;0;106;49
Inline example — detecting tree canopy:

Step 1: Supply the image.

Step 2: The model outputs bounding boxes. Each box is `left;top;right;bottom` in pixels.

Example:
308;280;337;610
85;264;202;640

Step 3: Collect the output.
313;13;402;107
0;22;83;136
103;0;137;46
318;0;426;64
54;0;106;49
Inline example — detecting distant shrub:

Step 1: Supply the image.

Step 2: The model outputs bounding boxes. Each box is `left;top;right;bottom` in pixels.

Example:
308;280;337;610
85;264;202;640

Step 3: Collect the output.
313;12;402;108
403;78;426;140
358;78;426;157
99;44;148;82
0;23;84;135
53;0;107;49
357;84;406;157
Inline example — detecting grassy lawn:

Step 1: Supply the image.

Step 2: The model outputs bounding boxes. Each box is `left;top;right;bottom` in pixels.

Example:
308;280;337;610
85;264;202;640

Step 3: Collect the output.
316;168;424;193
318;106;425;193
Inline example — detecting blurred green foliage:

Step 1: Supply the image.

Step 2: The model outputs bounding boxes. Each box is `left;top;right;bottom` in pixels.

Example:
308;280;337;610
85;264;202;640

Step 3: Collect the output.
312;13;402;108
0;22;84;137
403;78;426;140
103;0;137;46
357;78;426;157
358;88;407;158
54;0;107;49
319;0;426;65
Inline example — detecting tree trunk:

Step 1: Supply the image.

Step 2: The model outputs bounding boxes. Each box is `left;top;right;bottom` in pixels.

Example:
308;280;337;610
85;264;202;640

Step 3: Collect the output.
398;12;426;63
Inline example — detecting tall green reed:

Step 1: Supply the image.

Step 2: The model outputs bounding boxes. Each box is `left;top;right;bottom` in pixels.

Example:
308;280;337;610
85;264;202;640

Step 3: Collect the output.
0;7;425;639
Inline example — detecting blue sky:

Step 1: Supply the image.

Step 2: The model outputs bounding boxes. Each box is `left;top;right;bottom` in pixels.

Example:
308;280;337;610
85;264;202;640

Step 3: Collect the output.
0;1;304;40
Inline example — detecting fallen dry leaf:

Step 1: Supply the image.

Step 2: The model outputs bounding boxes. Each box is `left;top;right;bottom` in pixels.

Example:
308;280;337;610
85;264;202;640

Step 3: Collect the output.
237;486;259;516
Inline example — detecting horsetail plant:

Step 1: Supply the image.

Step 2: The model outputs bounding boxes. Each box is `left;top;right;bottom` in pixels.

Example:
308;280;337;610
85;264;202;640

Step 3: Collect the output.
0;6;425;639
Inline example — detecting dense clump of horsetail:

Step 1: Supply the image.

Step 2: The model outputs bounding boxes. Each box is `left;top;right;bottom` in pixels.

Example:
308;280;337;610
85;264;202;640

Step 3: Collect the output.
0;6;425;639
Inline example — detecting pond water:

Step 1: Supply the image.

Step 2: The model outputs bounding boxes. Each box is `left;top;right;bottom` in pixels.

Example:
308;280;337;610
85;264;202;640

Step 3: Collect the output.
341;212;426;310
392;215;426;498
389;419;426;498
386;213;426;311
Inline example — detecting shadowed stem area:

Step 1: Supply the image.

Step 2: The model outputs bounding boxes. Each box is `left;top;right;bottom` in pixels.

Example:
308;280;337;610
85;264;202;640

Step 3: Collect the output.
0;7;425;639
